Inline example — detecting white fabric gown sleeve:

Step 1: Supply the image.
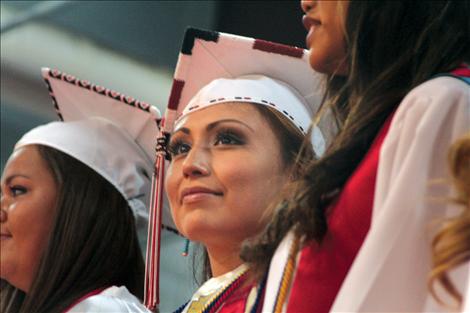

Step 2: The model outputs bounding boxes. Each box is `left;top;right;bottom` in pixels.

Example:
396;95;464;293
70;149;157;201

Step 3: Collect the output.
67;286;151;313
463;263;470;313
262;231;296;313
330;76;470;313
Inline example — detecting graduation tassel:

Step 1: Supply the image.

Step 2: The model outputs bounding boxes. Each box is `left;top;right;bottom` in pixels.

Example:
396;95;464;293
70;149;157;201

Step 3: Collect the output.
181;238;190;256
144;131;170;311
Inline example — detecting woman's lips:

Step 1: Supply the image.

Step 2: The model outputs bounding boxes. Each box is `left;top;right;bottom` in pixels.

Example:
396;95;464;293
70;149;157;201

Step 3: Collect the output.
302;15;321;48
0;233;12;240
306;26;316;49
180;186;223;204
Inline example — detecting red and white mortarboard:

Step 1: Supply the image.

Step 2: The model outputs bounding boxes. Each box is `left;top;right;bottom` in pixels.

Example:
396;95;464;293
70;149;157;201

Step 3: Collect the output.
145;27;325;310
15;68;177;231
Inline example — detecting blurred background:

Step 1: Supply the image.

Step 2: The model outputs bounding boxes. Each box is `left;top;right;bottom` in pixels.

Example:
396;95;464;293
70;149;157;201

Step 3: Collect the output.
1;1;306;311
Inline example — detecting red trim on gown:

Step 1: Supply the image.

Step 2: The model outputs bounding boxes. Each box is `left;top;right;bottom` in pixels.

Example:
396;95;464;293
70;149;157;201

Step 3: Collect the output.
286;113;395;313
63;287;107;312
450;65;470;76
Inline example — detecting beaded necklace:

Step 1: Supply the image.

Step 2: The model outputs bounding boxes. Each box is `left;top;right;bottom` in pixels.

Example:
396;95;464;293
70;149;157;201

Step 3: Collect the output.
173;266;249;313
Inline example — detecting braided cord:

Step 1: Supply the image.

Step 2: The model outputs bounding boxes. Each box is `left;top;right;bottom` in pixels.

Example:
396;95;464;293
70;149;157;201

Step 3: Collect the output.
273;235;301;313
249;272;268;313
204;270;248;313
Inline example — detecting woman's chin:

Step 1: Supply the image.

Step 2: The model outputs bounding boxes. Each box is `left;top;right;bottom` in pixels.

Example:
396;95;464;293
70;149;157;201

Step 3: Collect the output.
309;51;348;76
0;262;12;282
179;222;212;243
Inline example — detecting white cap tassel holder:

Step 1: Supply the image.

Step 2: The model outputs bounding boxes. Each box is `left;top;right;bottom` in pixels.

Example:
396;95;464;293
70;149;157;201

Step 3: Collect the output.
144;27;325;310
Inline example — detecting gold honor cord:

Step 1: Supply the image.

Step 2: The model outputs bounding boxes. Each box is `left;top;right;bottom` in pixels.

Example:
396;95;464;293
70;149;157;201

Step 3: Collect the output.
274;235;301;313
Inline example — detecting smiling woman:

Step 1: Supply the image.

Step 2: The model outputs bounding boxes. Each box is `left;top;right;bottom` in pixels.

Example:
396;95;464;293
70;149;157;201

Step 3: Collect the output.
143;28;324;313
166;102;296;278
165;84;313;313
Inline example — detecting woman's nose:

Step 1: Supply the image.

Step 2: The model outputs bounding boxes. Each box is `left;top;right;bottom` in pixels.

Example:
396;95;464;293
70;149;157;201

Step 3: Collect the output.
301;0;315;14
182;146;210;179
0;199;7;223
0;193;7;212
0;193;8;222
0;209;7;223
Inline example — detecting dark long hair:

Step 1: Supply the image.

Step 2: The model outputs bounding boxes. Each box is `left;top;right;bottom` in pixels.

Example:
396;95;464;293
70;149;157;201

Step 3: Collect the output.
0;145;144;312
242;0;470;277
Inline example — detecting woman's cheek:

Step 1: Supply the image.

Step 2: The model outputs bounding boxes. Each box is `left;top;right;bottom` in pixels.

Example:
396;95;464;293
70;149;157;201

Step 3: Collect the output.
164;164;181;229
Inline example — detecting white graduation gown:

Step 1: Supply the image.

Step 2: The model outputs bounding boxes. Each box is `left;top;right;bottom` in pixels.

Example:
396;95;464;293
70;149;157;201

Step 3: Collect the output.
263;76;470;313
463;263;470;312
331;76;470;312
67;286;150;313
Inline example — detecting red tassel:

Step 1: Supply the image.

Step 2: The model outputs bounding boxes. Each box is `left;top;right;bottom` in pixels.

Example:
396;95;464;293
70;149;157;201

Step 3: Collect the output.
145;153;166;310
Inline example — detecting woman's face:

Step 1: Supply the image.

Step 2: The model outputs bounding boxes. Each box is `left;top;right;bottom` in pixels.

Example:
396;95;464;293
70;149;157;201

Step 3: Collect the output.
0;145;57;292
165;103;290;249
301;0;348;75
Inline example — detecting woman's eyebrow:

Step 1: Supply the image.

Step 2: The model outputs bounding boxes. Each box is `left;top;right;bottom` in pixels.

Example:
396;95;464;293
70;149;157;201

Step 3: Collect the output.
206;119;255;132
172;119;255;137
2;174;31;185
171;127;191;137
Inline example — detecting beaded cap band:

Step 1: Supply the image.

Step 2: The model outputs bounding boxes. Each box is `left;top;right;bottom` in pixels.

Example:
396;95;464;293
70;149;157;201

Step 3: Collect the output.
17;68;166;230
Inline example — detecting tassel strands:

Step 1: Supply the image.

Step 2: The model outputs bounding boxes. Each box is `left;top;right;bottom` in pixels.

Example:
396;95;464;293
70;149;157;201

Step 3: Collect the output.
144;140;167;310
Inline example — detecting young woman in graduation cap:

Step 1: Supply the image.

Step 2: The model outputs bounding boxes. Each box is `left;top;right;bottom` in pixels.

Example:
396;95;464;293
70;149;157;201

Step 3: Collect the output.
0;68;158;312
241;1;470;312
143;28;325;313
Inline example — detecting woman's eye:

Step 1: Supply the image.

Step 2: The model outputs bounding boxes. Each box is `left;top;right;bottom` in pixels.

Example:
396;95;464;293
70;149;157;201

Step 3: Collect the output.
10;185;27;197
214;132;243;146
168;141;191;157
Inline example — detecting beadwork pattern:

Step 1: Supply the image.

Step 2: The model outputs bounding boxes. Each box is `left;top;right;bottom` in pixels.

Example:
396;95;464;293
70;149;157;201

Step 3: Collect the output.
43;68;157;122
173;268;248;313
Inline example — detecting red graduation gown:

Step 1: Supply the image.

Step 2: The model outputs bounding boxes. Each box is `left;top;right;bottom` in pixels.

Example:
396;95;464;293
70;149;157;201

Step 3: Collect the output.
286;114;394;313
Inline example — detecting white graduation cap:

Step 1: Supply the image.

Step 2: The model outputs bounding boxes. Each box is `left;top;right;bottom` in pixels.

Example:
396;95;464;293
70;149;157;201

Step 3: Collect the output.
15;68;174;231
144;27;325;309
